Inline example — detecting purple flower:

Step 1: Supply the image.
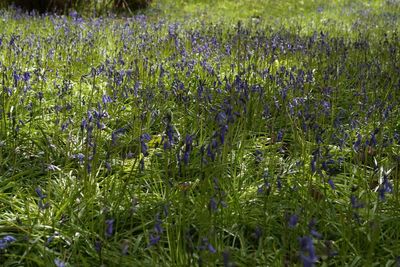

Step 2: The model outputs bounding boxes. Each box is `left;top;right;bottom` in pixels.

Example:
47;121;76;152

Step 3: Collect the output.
149;234;160;246
94;240;102;253
378;173;393;201
198;238;216;253
253;226;262;241
22;72;31;82
102;94;112;104
207;243;216;253
311;156;317;173
327;179;335;190
353;133;362;152
0;235;16;249
35;187;47;200
277;129;284;142
209;197;218;211
288;214;299;228
299;236;318;267
105;219;114;238
310;229;322;239
350;195;364;209
54;258;66;267
223;250;231;267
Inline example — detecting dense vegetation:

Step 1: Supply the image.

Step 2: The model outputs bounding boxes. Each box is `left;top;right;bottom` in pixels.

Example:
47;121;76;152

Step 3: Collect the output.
0;1;399;266
1;0;151;14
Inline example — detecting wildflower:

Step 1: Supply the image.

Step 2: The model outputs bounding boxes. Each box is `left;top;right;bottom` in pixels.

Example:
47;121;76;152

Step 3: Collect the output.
154;215;163;234
35;187;47;200
140;133;151;156
298;236;318;267
353;133;362;152
350;195;364;209
105;162;111;172
310;229;322;239
22;71;31;82
327;179;335;190
369;132;377;147
378;172;393;201
87;163;92;174
105;219;114;238
47;164;60;171
223;249;232;267
310;155;317;173
149;234;160;246
72;153;85;164
207;243;217;253
209;197;218;211
0;235;16;249
36;187;50;210
277;178;282;190
277;130;284;142
94;239;102;253
198;238;217;253
288;214;299;228
102;94;112;105
54;258;66;267
252;226;262;241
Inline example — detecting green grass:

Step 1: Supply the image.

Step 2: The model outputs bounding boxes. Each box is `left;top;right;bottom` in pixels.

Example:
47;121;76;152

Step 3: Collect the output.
0;0;399;266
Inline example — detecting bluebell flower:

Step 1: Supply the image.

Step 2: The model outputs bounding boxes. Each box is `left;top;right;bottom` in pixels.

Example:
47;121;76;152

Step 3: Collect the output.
35;187;47;200
54;258;66;267
102;94;112;105
154;215;163;234
350;195;364;209
288;214;299;228
369;132;377;147
209;197;218;211
198;238;216;253
140;133;151;157
149;234;160;246
298;236;318;267
327;179;335;190
277;130;284;142
311;155;317;173
183;151;190;165
22;71;30;82
0;235;16;249
94;240;102;253
310;229;322;239
223;250;232;267
353;133;362;152
105;219;114;238
207;243;216;253
378;172;393;201
253;226;262;241
277;178;282;191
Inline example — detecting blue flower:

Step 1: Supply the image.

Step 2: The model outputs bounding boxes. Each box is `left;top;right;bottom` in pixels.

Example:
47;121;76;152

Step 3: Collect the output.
149;234;160;246
54;258;66;267
350;195;364;209
105;219;114;238
209;197;218;211
288;214;299;228
0;235;16;250
298;236;318;267
327;179;335;190
353;133;362;152
378;172;393;201
277;130;284;142
35;187;47;200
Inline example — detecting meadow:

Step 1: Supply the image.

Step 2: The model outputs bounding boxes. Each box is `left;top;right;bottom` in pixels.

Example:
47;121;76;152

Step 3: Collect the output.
0;0;400;266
